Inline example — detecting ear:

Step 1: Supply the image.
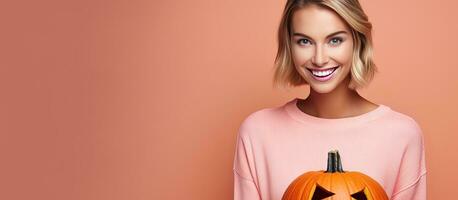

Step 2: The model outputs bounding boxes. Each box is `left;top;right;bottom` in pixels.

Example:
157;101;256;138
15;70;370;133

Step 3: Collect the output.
311;184;335;200
350;188;368;200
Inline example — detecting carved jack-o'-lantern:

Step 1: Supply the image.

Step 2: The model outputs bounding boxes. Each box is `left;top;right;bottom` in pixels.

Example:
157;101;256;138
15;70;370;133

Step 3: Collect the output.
282;150;388;200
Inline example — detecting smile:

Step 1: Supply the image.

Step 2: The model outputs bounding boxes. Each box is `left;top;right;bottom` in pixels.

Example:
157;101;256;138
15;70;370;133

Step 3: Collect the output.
306;66;340;81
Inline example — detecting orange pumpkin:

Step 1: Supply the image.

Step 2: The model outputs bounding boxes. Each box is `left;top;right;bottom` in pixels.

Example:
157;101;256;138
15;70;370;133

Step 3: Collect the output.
282;150;388;200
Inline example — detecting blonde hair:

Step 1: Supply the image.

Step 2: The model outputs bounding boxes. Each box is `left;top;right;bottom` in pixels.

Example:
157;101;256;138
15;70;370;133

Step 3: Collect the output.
272;0;377;90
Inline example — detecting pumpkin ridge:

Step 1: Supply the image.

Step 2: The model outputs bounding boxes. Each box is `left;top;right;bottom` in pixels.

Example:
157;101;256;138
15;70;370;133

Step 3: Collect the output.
355;173;376;200
287;172;310;199
305;173;324;200
339;172;352;198
298;172;319;199
360;173;388;199
317;171;331;197
284;171;318;200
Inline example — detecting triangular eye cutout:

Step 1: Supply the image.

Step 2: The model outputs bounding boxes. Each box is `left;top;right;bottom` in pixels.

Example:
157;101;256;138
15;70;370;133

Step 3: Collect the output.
351;188;368;200
311;184;335;200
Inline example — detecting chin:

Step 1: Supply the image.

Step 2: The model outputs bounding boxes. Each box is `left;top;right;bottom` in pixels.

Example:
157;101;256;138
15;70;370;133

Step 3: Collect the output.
309;83;338;94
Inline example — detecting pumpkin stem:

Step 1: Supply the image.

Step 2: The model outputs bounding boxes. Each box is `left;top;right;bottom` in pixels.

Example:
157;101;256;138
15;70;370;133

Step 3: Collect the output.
325;150;344;173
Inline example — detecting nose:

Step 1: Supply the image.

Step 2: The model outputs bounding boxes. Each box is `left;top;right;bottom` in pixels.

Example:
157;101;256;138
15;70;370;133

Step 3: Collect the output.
311;44;329;67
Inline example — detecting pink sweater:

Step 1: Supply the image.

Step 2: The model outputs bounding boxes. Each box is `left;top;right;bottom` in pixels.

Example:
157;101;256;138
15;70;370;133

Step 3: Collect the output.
233;98;427;200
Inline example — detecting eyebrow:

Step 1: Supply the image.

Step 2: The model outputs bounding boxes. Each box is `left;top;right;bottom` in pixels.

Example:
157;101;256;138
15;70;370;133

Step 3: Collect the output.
292;30;348;39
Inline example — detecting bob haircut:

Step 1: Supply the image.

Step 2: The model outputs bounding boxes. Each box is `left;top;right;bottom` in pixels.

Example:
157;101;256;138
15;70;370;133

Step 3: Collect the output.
272;0;377;90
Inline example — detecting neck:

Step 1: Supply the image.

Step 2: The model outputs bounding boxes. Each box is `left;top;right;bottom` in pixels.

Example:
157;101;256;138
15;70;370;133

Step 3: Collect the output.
303;76;365;119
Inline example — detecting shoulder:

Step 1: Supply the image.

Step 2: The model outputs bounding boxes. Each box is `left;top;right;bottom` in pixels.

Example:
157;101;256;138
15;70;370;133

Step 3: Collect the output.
380;106;424;144
237;102;287;138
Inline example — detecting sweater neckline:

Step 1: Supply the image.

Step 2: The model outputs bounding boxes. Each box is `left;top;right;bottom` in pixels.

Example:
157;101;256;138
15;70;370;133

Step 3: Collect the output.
284;97;390;126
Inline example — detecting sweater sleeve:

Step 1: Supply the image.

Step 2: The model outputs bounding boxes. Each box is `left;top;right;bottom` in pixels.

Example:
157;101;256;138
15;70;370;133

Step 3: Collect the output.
233;120;261;200
391;119;427;200
233;169;261;200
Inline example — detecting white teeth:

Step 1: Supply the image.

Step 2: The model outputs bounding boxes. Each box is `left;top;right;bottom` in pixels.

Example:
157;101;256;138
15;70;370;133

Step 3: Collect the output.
312;68;334;76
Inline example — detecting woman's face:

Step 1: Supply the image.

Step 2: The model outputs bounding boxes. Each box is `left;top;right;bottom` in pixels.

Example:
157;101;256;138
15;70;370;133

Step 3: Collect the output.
290;4;354;94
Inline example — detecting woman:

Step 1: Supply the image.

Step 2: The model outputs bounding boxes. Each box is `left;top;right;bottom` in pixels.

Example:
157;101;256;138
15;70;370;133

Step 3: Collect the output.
233;0;427;199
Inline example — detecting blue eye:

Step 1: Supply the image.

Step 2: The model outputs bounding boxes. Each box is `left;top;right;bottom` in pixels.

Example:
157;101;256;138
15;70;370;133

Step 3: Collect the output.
329;37;343;46
297;39;311;46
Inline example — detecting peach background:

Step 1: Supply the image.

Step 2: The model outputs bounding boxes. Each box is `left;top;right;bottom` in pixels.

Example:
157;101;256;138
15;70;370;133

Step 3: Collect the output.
0;0;457;199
